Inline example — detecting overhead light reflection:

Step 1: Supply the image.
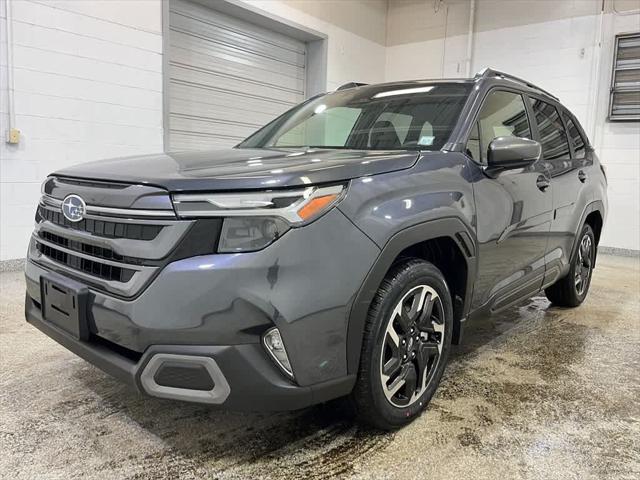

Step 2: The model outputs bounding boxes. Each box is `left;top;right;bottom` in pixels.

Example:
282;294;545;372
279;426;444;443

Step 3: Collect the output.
373;86;434;98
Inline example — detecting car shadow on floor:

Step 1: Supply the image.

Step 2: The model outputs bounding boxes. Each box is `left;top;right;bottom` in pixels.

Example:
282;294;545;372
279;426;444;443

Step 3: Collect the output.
74;295;559;476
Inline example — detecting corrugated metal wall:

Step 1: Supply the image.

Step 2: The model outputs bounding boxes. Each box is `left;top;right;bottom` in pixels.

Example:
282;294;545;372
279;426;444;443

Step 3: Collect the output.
168;0;307;151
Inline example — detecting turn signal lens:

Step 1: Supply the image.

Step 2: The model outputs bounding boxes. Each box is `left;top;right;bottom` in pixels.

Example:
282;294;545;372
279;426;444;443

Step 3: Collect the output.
297;194;340;221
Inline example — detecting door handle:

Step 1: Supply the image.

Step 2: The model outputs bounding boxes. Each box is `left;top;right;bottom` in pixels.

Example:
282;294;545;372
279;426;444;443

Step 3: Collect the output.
578;170;587;183
536;175;550;191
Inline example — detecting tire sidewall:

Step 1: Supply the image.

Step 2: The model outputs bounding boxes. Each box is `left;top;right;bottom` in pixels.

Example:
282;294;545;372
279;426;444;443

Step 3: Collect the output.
365;261;453;426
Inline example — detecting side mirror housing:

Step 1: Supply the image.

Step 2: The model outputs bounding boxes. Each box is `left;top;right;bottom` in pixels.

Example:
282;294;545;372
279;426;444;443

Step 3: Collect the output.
487;137;541;170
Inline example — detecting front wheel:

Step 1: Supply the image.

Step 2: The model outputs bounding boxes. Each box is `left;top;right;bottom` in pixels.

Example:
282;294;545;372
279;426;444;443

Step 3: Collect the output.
545;223;596;307
351;259;453;430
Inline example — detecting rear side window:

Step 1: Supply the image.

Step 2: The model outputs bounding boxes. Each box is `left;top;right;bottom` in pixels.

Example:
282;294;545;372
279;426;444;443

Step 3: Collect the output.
563;114;587;159
466;90;531;163
527;98;571;161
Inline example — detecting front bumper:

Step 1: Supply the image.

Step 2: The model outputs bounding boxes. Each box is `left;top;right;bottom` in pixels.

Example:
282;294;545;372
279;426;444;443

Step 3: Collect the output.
24;208;380;408
25;293;355;410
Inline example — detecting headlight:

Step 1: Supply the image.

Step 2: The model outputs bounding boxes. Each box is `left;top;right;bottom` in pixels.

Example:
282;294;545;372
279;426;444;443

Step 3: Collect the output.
172;184;346;253
218;216;290;253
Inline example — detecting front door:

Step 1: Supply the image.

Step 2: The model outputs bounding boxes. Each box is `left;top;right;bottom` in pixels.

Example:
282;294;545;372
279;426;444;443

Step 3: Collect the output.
465;89;553;311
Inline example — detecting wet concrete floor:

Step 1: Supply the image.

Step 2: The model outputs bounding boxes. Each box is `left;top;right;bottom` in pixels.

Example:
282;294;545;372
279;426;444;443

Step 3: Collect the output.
1;254;638;479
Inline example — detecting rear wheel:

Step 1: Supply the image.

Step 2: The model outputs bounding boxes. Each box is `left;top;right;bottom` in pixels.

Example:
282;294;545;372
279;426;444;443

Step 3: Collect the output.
351;259;453;430
545;224;595;307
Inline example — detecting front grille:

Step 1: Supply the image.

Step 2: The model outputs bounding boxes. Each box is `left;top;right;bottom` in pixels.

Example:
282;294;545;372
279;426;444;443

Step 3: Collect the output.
38;205;163;241
38;231;147;266
36;242;135;283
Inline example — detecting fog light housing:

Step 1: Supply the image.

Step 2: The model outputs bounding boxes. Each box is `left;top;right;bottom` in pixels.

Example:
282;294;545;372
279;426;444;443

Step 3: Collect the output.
263;327;294;380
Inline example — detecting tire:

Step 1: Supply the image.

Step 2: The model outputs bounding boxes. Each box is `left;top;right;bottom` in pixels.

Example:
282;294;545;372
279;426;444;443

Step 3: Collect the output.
545;223;596;307
351;258;453;430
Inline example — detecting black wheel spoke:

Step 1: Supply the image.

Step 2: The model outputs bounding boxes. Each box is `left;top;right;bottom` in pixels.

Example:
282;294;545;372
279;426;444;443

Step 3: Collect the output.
396;309;413;333
382;355;401;378
416;341;438;383
403;363;418;399
416;293;434;331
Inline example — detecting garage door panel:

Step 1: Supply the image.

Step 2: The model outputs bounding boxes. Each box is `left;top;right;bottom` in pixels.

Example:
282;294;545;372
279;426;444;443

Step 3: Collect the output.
171;0;306;55
170;98;279;128
171;115;257;140
170;83;291;118
169;31;304;84
168;0;306;151
170;64;301;105
170;12;305;68
169;42;304;92
170;132;241;151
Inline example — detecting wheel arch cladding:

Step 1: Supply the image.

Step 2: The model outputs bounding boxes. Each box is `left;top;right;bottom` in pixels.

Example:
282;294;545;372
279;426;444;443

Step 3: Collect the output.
585;210;603;246
571;201;605;268
346;217;477;375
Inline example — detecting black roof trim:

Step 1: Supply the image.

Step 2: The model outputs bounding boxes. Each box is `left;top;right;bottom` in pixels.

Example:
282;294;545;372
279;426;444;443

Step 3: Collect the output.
336;82;369;91
475;67;560;101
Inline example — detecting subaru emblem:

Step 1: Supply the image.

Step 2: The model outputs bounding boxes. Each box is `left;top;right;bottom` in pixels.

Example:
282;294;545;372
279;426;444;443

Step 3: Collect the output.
61;194;86;222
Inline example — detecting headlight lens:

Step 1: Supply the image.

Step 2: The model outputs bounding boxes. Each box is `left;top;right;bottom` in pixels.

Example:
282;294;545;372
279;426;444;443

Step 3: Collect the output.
173;184;346;253
218;216;290;253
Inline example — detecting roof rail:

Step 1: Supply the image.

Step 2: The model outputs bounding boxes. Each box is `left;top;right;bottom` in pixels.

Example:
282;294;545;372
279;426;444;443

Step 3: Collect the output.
336;82;368;91
475;68;559;101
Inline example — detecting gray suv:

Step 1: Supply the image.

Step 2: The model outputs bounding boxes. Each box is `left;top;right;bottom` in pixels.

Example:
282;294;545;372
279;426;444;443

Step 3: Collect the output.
25;69;607;429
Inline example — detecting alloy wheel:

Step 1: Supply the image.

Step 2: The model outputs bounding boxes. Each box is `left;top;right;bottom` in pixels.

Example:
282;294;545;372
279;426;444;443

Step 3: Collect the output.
575;233;593;296
379;285;445;408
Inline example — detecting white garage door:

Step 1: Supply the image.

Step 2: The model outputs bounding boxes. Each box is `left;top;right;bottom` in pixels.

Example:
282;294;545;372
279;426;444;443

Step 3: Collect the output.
168;0;307;151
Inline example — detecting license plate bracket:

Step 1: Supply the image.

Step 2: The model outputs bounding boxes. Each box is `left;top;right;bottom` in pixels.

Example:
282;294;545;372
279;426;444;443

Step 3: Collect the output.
40;273;90;341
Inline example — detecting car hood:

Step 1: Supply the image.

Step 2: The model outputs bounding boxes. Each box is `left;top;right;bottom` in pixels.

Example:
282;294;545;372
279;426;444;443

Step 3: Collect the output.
53;148;420;192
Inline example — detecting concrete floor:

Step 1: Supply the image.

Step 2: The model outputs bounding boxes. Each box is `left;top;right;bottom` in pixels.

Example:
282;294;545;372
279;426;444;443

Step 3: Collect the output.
1;254;639;480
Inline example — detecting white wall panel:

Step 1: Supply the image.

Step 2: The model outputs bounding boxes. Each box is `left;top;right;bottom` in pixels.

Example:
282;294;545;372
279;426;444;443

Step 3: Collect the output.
385;0;640;251
0;0;163;261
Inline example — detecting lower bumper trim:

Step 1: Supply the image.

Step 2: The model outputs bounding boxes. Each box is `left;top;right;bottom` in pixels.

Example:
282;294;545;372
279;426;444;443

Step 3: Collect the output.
140;354;231;404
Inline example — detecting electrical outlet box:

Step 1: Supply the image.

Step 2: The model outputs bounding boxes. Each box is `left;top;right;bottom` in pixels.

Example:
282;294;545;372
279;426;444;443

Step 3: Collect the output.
7;128;21;144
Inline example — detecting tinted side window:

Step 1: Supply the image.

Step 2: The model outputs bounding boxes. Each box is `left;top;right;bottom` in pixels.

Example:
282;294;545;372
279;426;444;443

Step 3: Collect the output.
563;114;586;159
528;98;571;161
469;90;531;163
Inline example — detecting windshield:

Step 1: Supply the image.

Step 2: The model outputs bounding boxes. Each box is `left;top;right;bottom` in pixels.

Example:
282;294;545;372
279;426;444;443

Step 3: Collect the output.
238;83;471;151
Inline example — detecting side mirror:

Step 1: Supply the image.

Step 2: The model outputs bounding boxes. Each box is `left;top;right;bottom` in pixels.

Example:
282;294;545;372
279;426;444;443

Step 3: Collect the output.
487;137;541;170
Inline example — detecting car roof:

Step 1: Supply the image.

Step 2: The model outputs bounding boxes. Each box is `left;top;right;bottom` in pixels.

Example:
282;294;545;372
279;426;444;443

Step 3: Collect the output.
337;68;559;104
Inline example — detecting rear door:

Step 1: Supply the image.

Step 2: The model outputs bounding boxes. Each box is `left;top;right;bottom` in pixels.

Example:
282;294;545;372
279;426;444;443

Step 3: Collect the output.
526;98;590;281
466;89;553;311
